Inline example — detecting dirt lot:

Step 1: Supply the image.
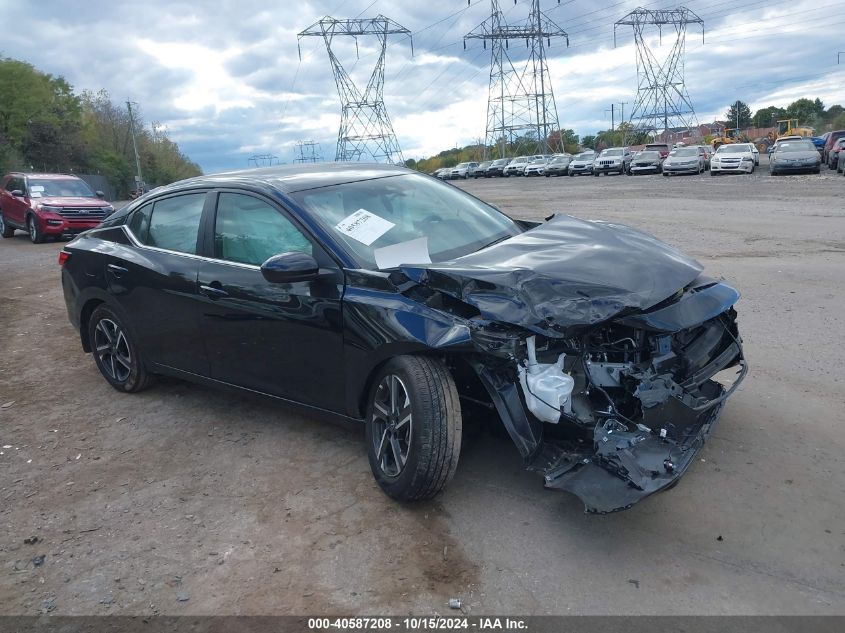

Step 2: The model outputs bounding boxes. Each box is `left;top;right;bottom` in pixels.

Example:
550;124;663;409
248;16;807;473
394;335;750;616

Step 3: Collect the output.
1;162;844;616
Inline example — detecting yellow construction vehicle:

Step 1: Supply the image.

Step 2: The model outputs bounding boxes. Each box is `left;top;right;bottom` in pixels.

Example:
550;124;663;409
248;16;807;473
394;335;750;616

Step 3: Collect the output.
770;119;814;140
713;127;747;149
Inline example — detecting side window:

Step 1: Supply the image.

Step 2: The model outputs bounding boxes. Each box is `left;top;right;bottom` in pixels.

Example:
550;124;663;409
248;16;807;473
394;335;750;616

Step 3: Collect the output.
214;193;312;267
144;194;205;254
128;202;153;243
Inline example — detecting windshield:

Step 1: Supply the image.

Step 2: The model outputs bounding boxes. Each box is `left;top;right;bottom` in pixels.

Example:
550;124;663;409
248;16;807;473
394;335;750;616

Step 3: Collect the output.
574;153;594;160
636;151;660;159
551;155;570;163
27;178;95;198
670;148;698;157
717;144;751;154
601;149;623;156
776;142;816;153
291;173;521;270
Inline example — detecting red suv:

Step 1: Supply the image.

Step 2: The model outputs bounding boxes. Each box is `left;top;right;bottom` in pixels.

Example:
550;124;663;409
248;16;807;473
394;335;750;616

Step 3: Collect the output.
823;130;845;166
0;173;113;243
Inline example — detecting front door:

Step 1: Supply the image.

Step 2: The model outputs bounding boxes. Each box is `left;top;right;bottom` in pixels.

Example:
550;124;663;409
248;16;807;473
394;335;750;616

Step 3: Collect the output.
197;192;346;411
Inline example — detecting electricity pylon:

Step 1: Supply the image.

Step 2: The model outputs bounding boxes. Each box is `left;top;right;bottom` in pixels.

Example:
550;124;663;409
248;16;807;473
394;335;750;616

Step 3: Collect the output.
294;140;323;163
614;7;704;143
298;16;412;163
464;1;569;158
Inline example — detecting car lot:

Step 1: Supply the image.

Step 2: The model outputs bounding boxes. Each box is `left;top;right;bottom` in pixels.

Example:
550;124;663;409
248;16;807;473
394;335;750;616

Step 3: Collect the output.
1;167;844;616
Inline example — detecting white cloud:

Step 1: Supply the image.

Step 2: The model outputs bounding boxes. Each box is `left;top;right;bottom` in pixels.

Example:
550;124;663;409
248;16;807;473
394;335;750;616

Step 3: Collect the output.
7;0;845;172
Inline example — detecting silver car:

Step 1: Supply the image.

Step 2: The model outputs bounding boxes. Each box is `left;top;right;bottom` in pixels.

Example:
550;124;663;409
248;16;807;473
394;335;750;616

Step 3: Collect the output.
769;140;822;175
662;147;705;176
450;162;478;179
568;152;596;176
503;156;531;177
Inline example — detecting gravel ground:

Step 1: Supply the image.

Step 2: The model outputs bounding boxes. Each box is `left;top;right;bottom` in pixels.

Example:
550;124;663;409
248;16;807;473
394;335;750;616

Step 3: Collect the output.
1;160;844;616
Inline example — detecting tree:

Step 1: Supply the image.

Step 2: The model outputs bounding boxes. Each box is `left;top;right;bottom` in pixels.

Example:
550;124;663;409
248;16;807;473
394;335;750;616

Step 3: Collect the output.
581;135;596;150
752;105;786;129
786;98;820;125
725;100;752;128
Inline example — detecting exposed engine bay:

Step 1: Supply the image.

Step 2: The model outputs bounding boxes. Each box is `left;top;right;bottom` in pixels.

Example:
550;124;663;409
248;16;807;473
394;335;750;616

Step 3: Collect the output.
469;307;746;513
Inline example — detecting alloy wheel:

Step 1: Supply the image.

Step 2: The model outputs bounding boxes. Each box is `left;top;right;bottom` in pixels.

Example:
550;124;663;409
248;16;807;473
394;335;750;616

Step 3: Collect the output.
371;374;413;477
0;214;5;233
28;218;36;241
94;318;132;383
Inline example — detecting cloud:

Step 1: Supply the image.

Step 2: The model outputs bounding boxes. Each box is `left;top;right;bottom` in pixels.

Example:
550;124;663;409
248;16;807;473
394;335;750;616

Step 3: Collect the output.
6;0;845;172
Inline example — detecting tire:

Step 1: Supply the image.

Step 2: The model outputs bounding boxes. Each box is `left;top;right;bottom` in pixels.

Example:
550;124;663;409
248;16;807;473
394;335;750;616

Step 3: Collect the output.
365;355;461;502
0;211;14;238
568;172;574;177
27;215;45;244
87;304;153;393
710;170;717;177
749;164;755;174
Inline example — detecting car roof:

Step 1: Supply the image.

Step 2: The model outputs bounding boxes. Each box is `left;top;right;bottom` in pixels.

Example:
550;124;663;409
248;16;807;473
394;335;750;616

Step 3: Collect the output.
8;172;82;180
147;163;413;195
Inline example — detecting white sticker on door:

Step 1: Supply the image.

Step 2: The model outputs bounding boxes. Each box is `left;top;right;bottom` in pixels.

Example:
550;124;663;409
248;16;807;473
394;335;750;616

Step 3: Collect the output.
334;209;395;246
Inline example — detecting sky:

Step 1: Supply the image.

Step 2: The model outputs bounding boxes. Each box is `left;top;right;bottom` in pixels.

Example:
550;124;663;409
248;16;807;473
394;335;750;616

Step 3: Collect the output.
3;0;845;173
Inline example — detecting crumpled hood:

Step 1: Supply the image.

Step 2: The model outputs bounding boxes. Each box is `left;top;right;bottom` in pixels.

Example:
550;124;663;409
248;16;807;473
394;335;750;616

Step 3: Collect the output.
400;214;703;336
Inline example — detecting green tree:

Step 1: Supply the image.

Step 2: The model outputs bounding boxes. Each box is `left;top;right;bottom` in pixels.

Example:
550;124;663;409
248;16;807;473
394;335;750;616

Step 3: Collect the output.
725;100;752;128
752;105;786;128
785;98;820;125
581;135;596;150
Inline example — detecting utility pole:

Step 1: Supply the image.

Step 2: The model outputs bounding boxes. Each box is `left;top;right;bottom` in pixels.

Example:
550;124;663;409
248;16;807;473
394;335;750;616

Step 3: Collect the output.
605;104;615;131
735;100;740;130
838;52;844;64
618;101;628;127
126;101;143;192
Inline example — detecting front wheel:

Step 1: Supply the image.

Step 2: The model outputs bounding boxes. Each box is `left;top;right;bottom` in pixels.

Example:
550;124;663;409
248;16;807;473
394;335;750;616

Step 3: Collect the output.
27;216;45;244
88;305;153;393
0;212;14;238
365;356;461;502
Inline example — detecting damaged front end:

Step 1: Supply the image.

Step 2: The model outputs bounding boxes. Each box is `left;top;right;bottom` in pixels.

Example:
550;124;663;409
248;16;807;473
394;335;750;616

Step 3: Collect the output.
386;215;747;512
469;293;746;513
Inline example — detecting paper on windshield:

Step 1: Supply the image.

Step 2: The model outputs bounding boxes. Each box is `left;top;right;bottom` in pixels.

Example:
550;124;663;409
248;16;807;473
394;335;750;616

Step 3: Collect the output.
30;186;45;192
374;237;431;269
335;209;395;246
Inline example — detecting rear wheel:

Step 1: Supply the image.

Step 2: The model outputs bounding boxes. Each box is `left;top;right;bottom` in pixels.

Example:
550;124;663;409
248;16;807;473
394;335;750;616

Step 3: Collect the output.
365;356;461;502
88;305;153;393
0;212;14;238
27;216;44;244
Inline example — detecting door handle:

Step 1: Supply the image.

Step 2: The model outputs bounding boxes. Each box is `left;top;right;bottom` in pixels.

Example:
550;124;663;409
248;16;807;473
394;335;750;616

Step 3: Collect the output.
200;284;229;300
107;263;128;277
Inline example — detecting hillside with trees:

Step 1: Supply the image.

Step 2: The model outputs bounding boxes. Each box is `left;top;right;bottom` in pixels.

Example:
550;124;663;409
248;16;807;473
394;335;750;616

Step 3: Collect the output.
0;57;201;198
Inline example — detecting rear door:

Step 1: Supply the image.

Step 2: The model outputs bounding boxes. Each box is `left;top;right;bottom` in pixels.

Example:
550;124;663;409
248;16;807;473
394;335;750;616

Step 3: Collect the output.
113;191;210;374
196;191;346;410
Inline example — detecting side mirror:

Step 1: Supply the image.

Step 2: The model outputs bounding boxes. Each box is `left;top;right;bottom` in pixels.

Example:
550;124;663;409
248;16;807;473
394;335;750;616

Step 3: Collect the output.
11;190;24;198
261;251;319;284
96;190;105;199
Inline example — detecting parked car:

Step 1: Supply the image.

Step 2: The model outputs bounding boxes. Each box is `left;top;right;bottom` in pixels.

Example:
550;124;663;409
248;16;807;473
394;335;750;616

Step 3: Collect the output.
60;163;745;513
769;139;822;175
662;146;706;176
433;168;450;179
503;156;530;177
826;138;845;170
710;143;756;175
470;161;492;178
544;154;573;177
568;152;595;176
838;147;845;174
644;143;671;160
450;162;478;179
697;145;711;169
822;129;845;165
486;158;511;177
0;173;113;243
524;156;551;177
593;147;633;176
629;150;663;175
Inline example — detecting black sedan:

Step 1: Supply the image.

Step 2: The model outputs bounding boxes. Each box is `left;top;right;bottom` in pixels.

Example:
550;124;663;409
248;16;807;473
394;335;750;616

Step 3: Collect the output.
60;164;746;513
